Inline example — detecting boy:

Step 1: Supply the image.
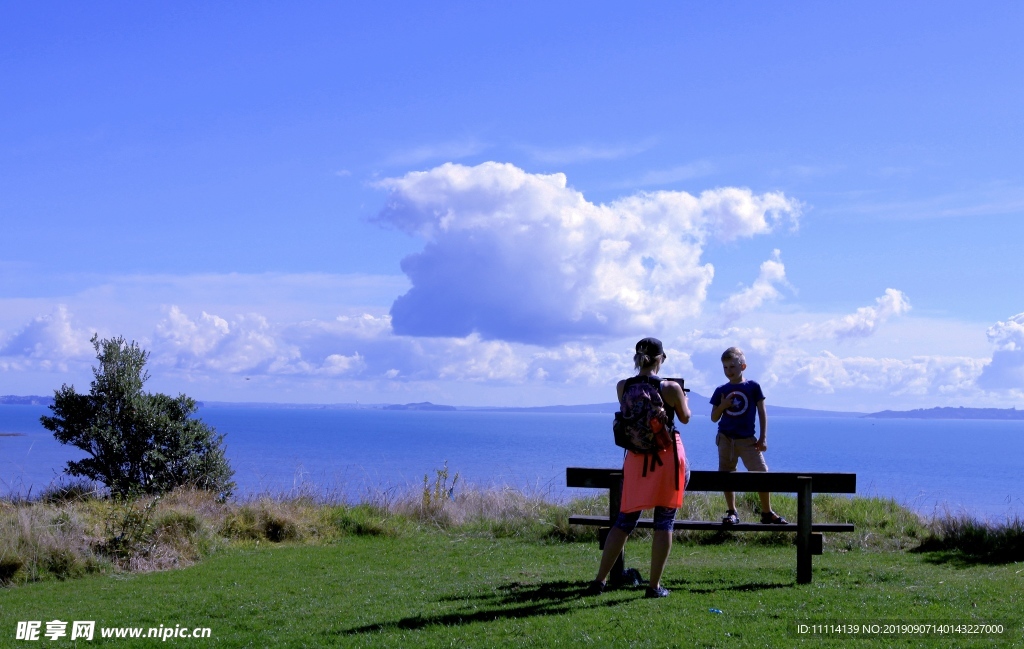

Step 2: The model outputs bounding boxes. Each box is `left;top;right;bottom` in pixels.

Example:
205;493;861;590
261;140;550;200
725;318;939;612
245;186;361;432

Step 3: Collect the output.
709;347;787;525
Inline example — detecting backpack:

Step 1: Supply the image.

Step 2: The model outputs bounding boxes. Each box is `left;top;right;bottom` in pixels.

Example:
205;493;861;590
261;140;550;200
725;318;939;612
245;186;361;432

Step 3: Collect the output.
613;375;675;454
613;375;680;484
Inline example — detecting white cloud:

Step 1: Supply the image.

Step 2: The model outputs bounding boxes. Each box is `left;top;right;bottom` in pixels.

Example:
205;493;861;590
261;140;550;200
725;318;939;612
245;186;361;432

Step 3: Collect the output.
681;318;991;408
720;249;788;321
986;313;1024;352
147;305;644;388
3;299;1018;410
155;308;294;374
0;306;94;372
374;162;801;344
699;188;800;243
977;312;1024;390
768;350;986;397
794;289;911;341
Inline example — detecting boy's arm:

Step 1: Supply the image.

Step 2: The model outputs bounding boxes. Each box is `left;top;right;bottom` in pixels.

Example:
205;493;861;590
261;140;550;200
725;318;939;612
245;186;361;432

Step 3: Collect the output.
755;399;767;452
710;389;730;422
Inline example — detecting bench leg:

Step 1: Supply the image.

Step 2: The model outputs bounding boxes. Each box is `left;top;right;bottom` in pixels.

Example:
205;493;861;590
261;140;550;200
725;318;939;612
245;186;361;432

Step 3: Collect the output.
609;478;624;577
797;476;812;584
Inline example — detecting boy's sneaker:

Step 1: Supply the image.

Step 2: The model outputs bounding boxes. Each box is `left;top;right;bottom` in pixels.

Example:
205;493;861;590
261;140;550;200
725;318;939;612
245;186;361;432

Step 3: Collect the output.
609;567;644;589
760;511;789;524
722;510;739;525
644;585;670;598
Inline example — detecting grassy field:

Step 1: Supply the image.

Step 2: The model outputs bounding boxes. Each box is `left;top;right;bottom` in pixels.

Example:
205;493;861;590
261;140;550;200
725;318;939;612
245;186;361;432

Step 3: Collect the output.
1;530;1021;647
1;479;1022;647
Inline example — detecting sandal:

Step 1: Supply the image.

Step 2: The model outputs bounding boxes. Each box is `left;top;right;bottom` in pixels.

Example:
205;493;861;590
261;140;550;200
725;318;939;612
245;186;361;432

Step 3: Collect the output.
722;510;739;525
760;511;789;524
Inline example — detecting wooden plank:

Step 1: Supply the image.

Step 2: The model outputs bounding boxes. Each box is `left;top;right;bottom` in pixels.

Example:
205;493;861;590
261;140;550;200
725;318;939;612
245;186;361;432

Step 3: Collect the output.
566;467;623;489
567;468;856;493
567;515;854;533
688;470;856;493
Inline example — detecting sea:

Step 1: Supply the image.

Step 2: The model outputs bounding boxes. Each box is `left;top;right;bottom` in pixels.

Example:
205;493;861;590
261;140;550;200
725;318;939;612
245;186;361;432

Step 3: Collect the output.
1;404;1021;520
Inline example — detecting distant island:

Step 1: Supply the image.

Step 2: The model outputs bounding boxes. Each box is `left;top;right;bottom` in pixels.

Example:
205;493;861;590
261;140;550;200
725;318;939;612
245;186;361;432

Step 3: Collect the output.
864;407;1024;420
3;394;1020;420
382;402;457;411
0;395;53;406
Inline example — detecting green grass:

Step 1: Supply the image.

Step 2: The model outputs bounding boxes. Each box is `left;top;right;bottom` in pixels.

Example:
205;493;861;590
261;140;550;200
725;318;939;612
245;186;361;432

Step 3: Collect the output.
2;483;1022;646
1;531;1021;647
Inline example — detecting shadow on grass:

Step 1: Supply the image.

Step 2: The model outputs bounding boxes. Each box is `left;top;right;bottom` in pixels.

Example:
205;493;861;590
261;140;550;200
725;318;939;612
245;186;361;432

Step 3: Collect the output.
668;579;793;595
913;549;1023;567
340;579;631;635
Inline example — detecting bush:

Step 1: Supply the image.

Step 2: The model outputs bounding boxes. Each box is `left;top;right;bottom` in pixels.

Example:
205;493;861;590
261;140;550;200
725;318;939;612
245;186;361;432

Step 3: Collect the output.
40;335;234;499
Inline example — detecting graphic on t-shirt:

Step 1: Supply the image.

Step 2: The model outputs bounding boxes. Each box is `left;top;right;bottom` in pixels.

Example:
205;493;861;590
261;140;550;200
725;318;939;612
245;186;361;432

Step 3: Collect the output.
724;391;748;416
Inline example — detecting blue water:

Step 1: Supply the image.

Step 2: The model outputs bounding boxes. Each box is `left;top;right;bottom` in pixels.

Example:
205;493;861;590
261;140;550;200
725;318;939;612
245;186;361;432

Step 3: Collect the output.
1;405;1021;519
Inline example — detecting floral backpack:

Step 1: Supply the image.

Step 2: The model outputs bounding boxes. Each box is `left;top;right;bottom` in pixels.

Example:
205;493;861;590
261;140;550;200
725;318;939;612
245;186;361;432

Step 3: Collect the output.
613;375;676;478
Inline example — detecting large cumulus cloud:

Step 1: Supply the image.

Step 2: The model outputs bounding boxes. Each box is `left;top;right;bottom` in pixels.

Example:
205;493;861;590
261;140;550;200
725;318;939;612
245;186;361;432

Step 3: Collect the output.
977;312;1024;390
374;162;801;344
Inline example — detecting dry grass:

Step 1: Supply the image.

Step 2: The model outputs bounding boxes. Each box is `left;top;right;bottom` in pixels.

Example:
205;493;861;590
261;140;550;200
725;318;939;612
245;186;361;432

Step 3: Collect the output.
0;497;107;583
914;512;1024;562
4;469;1014;586
0;488;329;583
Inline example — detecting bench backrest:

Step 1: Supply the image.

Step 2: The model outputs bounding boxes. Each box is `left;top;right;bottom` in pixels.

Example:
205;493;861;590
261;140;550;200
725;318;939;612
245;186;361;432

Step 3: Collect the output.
566;468;856;493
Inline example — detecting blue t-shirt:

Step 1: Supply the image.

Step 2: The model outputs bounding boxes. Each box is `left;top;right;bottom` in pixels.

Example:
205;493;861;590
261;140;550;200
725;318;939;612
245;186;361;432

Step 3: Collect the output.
710;380;765;439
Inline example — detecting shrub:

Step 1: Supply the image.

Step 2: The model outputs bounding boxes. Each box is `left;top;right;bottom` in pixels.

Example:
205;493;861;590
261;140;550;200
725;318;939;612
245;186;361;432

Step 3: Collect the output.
40;335;234;499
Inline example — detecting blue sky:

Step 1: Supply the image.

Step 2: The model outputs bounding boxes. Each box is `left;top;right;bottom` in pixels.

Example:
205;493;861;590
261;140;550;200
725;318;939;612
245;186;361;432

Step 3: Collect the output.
1;2;1022;409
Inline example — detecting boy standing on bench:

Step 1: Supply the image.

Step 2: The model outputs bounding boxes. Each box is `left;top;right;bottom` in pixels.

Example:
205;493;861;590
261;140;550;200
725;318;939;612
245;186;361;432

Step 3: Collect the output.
710;347;787;525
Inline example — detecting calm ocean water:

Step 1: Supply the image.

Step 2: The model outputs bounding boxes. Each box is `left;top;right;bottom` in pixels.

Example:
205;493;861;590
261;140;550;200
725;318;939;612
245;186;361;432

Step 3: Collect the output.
1;404;1021;519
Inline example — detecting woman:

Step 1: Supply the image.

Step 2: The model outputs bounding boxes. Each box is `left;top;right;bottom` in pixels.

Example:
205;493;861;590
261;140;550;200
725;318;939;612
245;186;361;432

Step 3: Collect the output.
589;337;690;598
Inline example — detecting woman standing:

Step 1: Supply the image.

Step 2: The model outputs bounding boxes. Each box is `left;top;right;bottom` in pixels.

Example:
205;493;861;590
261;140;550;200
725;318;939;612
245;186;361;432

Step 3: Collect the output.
589;337;690;598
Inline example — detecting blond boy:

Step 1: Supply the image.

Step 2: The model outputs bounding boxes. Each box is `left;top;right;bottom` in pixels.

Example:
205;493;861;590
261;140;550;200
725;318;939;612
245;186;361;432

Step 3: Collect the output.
710;347;787;525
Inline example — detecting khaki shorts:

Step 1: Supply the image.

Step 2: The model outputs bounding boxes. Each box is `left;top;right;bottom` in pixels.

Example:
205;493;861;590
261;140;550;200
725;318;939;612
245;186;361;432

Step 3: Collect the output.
716;433;768;473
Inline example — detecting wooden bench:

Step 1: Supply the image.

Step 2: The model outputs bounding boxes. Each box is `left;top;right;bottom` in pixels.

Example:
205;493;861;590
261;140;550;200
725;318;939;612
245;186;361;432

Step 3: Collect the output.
566;468;857;584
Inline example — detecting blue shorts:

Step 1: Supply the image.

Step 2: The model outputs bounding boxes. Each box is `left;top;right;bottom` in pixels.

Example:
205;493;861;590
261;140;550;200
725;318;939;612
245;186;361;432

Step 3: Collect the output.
614;506;677;533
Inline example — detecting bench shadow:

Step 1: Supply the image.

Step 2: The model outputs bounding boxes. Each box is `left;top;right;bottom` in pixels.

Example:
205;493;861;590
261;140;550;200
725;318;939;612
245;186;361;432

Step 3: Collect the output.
668;579;793;594
340;579;631;635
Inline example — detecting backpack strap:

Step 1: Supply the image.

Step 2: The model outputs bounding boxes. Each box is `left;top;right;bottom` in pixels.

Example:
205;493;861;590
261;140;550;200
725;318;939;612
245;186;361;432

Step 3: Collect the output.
672;436;680;490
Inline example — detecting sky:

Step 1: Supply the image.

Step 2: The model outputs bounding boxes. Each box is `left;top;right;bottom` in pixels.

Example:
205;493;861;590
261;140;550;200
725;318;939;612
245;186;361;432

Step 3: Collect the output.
1;2;1022;410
